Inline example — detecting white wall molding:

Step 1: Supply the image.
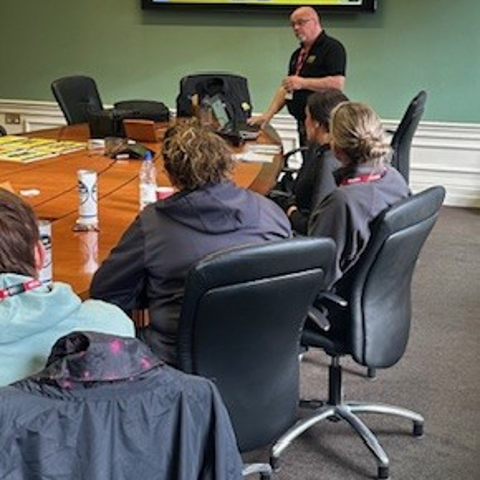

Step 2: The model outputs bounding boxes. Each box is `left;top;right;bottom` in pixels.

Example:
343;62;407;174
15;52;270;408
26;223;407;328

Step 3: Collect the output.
1;99;479;208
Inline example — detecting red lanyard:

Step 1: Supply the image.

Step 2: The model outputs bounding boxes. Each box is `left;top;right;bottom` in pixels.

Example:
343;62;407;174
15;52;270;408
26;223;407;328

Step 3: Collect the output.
340;172;383;186
0;278;43;301
295;47;309;75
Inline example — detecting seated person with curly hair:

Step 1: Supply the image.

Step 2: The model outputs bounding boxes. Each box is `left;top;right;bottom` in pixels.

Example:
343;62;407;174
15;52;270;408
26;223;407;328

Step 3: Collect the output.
90;121;291;365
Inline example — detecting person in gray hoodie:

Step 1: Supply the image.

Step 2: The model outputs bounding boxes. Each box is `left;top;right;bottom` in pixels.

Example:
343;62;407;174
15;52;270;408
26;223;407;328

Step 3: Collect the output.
90;121;291;365
308;102;410;286
0;188;134;386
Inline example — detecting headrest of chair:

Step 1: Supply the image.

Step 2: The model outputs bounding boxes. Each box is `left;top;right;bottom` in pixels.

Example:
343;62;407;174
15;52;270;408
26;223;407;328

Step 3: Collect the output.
373;185;445;236
190;237;336;290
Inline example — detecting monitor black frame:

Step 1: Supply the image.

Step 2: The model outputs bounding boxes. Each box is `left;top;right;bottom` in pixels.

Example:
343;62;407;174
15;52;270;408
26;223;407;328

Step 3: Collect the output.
141;0;378;14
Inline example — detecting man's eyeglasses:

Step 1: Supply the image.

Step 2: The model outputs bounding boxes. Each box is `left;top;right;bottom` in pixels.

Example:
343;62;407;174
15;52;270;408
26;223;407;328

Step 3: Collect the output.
290;18;314;28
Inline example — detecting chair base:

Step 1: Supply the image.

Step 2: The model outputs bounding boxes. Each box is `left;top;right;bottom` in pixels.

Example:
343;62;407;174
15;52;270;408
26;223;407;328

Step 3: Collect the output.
242;462;272;480
271;401;424;480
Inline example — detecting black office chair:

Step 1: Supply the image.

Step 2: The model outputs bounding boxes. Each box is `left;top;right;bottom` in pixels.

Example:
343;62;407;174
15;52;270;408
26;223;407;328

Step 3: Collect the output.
0;125;7;136
390;90;427;184
177;237;336;479
267;146;307;201
51;75;104;125
271;186;446;480
176;72;253;123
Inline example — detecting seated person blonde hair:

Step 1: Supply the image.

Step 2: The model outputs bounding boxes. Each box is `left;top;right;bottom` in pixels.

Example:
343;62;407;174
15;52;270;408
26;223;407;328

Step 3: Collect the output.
90;120;291;366
308;102;410;285
0;188;134;386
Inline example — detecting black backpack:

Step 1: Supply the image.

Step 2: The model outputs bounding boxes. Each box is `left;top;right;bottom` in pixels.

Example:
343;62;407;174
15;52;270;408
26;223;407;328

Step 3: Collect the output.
88;100;170;138
176;73;253;123
114;100;170;122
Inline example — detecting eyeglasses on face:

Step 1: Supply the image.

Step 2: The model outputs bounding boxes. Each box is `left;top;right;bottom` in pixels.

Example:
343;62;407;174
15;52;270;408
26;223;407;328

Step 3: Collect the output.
290;18;314;28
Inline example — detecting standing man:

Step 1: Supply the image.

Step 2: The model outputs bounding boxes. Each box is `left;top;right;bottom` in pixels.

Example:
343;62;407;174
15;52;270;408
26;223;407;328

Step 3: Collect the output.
250;6;347;146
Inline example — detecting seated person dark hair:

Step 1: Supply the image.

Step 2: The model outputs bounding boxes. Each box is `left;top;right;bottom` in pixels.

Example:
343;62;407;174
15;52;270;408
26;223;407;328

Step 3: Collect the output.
308;102;410;285
0;188;134;386
281;88;349;235
90;120;291;366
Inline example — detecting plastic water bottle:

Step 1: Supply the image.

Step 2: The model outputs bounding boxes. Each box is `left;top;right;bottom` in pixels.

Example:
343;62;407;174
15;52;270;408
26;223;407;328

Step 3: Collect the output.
139;151;157;210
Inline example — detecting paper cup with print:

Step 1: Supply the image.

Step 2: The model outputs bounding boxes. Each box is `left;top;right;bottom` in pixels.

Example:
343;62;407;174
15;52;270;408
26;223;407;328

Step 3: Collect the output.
38;219;53;285
75;169;99;231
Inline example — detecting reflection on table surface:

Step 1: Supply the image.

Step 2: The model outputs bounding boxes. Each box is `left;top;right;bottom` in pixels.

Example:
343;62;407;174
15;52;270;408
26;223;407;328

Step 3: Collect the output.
0;123;283;298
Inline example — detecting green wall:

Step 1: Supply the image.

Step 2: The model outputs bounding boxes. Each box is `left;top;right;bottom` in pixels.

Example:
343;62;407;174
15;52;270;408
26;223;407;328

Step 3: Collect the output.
1;0;478;122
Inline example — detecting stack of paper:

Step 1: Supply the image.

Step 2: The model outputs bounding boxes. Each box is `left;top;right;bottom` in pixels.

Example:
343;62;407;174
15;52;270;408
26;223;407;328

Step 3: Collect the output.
233;143;282;163
0;136;85;163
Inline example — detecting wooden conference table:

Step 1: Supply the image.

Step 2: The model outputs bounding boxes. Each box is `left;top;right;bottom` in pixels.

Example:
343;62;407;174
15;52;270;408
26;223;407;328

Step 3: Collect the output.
0;123;284;298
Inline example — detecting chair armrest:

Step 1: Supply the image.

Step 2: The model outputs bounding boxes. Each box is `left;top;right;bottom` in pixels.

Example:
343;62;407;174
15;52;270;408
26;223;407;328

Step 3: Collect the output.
307;306;331;332
283;146;308;171
307;291;348;332
317;291;348;308
268;189;290;200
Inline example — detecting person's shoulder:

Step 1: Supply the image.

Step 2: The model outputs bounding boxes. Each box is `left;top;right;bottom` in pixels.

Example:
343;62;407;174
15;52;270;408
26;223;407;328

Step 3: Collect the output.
383;166;410;188
77;299;135;336
320;31;347;53
312;187;348;216
322;30;345;44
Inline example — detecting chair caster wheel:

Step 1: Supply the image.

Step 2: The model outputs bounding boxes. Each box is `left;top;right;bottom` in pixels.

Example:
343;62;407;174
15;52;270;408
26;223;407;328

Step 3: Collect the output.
378;465;389;479
270;456;280;472
413;422;424;437
328;414;341;423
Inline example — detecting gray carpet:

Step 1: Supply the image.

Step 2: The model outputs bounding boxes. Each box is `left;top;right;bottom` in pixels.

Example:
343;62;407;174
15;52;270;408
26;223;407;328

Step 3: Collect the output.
247;206;480;479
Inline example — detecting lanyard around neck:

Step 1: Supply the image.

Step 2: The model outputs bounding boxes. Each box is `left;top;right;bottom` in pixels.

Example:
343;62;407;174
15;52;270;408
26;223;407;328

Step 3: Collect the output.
0;278;43;301
295;46;309;75
340;171;384;186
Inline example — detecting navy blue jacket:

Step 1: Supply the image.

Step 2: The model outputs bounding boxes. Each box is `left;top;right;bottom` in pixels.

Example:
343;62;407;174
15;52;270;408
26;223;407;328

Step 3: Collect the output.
90;181;291;364
0;332;243;480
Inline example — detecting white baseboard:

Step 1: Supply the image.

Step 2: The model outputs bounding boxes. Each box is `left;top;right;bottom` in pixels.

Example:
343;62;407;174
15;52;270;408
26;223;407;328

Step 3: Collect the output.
1;99;479;208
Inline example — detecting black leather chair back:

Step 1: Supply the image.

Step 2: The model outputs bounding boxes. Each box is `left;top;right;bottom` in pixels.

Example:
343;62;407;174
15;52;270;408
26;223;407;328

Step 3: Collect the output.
177;237;335;452
176;72;253;122
51;75;104;125
390;90;427;183
335;186;445;368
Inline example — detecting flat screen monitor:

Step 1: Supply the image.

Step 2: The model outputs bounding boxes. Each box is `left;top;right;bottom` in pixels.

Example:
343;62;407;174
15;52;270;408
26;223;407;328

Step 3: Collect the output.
141;0;378;13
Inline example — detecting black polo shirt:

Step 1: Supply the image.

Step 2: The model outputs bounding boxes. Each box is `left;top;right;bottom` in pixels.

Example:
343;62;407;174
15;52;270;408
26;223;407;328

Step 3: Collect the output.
286;31;347;122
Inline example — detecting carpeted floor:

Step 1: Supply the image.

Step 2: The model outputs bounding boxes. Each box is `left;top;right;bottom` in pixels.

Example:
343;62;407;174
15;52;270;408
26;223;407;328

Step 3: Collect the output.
246;206;480;480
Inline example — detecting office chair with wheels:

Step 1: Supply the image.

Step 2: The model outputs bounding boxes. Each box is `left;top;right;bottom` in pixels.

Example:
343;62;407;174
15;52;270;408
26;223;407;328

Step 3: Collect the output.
271;186;446;480
177;237;336;479
390;90;427;184
51;75;104;125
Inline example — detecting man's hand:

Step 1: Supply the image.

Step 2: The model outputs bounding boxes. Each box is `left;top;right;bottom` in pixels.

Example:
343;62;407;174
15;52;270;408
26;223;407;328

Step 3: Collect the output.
282;75;304;92
248;114;270;129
